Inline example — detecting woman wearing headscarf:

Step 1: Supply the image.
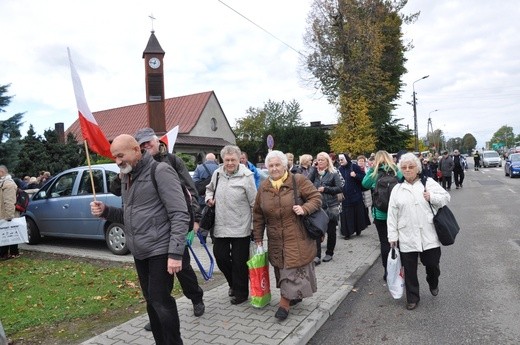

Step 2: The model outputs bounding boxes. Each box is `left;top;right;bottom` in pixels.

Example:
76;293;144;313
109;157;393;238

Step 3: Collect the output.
308;152;342;264
387;153;450;310
362;150;403;280
253;150;321;320
206;145;257;305
338;153;367;239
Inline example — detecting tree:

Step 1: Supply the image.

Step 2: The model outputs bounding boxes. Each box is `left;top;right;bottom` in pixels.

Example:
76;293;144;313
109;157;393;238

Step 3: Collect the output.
268;126;330;159
461;133;477;154
426;128;445;154
302;0;417;148
329;95;376;155
490;125;515;149
0;83;25;173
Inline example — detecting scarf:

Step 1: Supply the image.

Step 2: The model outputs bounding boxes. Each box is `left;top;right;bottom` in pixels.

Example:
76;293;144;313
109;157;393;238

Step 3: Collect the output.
270;171;288;190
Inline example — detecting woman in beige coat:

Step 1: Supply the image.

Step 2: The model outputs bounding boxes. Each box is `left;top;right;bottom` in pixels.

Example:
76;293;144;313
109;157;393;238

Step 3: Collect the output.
253;150;322;320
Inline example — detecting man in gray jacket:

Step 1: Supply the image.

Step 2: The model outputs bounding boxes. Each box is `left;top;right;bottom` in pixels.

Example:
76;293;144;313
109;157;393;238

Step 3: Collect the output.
91;134;189;345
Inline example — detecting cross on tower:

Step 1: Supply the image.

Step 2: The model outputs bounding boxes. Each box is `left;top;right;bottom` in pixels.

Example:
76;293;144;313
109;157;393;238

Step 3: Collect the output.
149;14;156;32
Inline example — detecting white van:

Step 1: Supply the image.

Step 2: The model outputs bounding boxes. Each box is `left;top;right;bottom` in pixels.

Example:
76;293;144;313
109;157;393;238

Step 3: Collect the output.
481;150;502;168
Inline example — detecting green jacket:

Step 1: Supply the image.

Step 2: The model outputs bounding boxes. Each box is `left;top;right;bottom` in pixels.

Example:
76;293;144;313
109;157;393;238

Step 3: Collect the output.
361;165;403;220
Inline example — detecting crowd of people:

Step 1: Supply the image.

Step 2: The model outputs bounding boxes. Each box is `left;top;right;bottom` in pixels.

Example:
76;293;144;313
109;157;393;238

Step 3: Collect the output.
2;134;471;344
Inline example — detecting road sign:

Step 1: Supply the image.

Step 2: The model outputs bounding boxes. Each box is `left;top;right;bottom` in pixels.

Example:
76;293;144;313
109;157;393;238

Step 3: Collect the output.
267;134;274;150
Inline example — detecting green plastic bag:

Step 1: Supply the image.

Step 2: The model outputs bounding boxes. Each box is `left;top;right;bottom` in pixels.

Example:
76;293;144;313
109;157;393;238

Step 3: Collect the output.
247;246;271;308
186;230;195;246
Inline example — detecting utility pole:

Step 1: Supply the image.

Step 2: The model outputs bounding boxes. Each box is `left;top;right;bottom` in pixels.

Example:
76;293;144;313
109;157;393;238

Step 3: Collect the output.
413;75;429;152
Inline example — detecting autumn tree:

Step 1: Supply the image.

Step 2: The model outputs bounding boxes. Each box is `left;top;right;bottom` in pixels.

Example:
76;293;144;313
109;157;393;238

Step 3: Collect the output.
490;125;515;149
302;0;417;149
330;95;375;155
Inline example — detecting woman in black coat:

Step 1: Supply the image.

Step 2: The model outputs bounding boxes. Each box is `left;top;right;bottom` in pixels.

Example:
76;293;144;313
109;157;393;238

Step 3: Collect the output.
338;154;367;239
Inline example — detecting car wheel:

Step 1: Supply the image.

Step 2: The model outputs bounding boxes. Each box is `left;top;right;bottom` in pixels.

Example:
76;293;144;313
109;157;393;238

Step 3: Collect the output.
26;218;41;244
105;222;129;255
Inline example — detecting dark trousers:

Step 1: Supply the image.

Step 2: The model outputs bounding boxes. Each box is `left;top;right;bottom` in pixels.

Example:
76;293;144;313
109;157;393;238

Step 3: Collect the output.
400;247;441;304
213;236;250;298
316;218;338;258
177;246;203;304
454;170;465;187
134;254;183;345
0;244;19;257
374;219;390;273
441;174;452;190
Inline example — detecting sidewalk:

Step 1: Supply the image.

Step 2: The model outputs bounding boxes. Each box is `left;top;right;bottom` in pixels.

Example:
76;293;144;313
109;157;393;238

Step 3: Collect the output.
81;226;381;345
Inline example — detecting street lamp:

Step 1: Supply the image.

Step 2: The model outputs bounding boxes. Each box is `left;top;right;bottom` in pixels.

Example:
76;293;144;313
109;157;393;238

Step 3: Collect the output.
413;75;429;152
427;109;438;152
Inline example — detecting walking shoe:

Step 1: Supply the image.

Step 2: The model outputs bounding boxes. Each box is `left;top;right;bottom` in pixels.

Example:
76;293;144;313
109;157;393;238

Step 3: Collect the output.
456;186;460;189
193;302;205;317
230;296;248;305
322;255;333;262
275;307;289;320
313;257;321;265
430;287;439;296
406;303;418;310
289;298;302;306
144;322;151;331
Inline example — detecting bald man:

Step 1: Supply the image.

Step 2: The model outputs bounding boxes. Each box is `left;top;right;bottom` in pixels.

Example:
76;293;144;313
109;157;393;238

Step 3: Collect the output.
91;134;189;344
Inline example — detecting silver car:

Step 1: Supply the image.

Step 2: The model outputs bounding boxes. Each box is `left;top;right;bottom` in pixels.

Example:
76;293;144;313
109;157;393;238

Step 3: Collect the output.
24;164;128;255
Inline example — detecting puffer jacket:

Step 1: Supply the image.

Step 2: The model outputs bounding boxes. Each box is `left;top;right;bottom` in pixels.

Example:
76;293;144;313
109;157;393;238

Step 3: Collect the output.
205;163;257;238
387;177;450;252
103;152;190;260
253;173;321;269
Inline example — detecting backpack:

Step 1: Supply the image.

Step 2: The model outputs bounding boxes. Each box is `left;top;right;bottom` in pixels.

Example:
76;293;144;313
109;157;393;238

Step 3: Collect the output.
372;170;399;212
150;161;194;231
15;188;30;213
194;163;212;196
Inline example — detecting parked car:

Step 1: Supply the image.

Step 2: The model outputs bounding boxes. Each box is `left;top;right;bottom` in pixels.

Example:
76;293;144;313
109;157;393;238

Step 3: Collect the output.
480;150;502;168
24;164;128;255
504;153;520;178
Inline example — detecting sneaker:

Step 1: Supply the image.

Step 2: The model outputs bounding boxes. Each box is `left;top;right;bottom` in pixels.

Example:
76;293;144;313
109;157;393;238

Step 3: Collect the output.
322;255;333;262
144;322;151;331
193;302;205;317
313;257;321;265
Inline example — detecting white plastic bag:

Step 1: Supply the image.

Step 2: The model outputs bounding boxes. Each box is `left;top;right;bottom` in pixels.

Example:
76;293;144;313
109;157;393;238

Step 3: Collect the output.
386;247;404;299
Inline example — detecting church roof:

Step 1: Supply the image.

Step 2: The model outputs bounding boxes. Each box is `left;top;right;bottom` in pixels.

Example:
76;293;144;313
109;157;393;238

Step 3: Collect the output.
66;90;215;142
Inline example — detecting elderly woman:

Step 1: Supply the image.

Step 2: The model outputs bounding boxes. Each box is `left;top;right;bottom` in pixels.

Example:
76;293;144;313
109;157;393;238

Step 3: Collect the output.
362;150;403;281
308;152;342;264
253;150;322;320
387;152;450;310
206;145;257;305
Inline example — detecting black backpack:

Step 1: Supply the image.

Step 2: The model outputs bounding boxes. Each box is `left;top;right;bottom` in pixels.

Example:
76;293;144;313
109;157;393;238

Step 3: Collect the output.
194;163;212;196
15;188;30;213
150;161;194;230
372;170;399;212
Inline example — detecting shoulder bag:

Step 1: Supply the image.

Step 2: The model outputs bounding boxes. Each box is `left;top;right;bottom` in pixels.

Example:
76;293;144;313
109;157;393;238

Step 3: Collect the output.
291;175;328;240
421;177;460;245
199;172;219;232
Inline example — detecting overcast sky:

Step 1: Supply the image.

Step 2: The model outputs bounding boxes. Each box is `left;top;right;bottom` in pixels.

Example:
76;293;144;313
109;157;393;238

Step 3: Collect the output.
1;0;519;150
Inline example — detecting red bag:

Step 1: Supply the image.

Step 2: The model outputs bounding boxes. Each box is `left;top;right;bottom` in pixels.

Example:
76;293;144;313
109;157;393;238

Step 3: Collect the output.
436;170;442;179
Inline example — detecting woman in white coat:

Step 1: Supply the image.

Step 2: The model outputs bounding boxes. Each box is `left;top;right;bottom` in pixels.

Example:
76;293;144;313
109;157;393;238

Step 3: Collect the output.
387;152;450;310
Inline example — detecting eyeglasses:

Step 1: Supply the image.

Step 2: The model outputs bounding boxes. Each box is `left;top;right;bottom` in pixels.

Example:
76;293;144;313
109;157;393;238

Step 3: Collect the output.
401;165;416;170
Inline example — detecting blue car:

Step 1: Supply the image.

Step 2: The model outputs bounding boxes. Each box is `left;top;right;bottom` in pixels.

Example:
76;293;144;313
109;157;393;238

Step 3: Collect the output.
24;164;128;255
504;153;520;178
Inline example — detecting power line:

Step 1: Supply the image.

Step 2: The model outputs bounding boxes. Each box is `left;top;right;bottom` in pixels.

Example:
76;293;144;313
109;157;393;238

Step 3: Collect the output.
217;0;304;56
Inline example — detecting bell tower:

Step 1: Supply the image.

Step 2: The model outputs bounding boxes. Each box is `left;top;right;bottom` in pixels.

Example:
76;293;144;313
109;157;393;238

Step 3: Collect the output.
143;30;166;134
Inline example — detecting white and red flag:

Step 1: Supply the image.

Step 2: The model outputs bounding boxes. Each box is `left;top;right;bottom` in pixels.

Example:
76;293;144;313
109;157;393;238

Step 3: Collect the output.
67;48;112;159
159;125;179;153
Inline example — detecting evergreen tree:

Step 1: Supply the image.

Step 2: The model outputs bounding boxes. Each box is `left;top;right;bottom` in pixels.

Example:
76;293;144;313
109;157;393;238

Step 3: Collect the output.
0;83;24;174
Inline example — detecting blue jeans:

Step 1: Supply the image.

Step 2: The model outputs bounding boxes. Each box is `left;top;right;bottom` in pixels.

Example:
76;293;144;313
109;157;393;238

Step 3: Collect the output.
134;254;183;345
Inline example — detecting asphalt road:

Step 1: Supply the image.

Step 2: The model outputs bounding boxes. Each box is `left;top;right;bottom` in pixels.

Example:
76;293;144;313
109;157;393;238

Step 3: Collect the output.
309;162;520;345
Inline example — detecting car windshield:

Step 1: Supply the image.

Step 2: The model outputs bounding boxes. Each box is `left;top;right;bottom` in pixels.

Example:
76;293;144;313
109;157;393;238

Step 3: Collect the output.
483;152;499;158
510;154;520;162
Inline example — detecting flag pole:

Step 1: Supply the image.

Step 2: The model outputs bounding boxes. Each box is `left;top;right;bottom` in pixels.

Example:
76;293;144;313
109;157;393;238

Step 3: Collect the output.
83;140;97;201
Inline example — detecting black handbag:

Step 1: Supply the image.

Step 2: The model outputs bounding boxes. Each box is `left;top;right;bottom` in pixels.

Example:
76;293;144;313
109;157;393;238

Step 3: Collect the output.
199;173;219;232
291;175;328;240
422;176;460;246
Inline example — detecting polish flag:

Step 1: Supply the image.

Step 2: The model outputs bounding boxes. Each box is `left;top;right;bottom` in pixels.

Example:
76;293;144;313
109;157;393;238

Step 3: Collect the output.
159;125;179;153
68;48;113;159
